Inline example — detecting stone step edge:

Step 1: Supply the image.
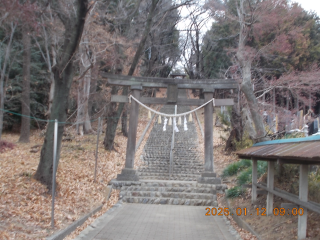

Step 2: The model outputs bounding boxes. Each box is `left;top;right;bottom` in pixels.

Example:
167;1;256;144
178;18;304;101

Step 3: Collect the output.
109;179;228;190
137;173;201;176
121;196;218;206
121;186;217;192
120;190;216;198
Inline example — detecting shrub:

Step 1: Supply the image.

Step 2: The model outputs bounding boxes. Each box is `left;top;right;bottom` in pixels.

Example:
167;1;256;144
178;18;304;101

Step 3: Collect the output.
239;159;251;168
283;132;305;139
222;159;252;177
237;167;252;185
226;186;245;198
222;162;240;177
223;160;268;199
234;131;253;150
257;161;268;177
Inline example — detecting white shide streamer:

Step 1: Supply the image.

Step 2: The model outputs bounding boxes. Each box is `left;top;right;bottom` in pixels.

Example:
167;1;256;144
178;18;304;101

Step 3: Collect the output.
129;95;215;117
173;117;179;132
184;116;188;131
163;117;168;131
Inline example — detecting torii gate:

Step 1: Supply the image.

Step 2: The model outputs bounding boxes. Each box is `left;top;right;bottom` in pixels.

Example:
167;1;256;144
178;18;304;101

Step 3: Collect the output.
101;72;238;183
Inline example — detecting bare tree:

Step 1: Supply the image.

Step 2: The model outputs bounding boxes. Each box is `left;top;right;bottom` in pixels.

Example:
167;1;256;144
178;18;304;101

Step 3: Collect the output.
103;0;192;150
204;0;313;142
35;0;89;189
19;24;31;142
181;5;209;80
235;0;268;142
0;22;16;141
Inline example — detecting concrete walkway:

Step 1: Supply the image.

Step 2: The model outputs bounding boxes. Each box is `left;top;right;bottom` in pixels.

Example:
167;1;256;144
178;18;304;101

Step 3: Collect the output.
74;203;238;240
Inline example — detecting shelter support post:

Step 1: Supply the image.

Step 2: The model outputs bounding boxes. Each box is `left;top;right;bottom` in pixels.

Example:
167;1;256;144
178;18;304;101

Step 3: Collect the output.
252;159;258;202
116;85;142;181
198;89;221;184
266;161;275;216
298;164;308;240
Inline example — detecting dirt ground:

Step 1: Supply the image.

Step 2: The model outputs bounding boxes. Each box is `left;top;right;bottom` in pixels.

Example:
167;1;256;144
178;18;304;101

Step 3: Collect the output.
0;99;159;239
227;191;320;239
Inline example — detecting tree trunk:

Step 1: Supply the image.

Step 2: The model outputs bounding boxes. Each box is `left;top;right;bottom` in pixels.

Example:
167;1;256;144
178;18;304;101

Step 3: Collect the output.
225;89;242;151
0;23;15;140
19;26;31;143
77;74;92;134
34;0;88;189
47;72;55;117
104;86;123;150
240;62;267;141
104;0;160;149
88;60;98;116
46;38;57;117
77;40;92;135
236;0;268;143
35;70;73;186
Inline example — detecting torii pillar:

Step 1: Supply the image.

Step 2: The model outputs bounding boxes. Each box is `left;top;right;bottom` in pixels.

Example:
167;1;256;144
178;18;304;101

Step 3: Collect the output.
198;88;221;184
116;85;142;181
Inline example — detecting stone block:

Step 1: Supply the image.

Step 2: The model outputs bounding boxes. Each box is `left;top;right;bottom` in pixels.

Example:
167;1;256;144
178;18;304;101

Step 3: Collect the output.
173;199;180;205
197;177;222;184
201;172;217;178
159;199;168;204
116;168;139;181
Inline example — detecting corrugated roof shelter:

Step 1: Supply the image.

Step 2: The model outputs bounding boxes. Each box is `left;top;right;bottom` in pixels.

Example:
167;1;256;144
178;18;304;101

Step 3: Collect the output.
236;135;320;164
235;135;320;240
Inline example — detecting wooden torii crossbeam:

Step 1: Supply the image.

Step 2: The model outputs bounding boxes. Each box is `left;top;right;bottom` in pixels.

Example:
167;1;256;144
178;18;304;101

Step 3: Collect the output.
101;72;237;183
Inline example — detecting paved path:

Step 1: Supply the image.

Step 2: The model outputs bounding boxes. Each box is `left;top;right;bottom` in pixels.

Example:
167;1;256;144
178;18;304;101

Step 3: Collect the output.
74;203;238;240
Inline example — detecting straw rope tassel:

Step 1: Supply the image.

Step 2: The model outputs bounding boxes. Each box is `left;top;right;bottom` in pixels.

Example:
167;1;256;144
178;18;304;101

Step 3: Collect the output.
158;115;162;124
148;110;151;119
188;113;193;122
168;117;172;125
178;116;181;125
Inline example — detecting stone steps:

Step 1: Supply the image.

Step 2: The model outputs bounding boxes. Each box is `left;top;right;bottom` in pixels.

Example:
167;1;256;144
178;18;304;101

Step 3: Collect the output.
143;162;203;167
121;191;215;200
139;169;202;174
143;159;203;164
137;172;200;178
114;100;224;207
139;166;203;172
142;163;203;168
121;186;216;194
143;153;201;158
138;175;198;181
112;180;227;191
140;180;226;190
121;196;217;206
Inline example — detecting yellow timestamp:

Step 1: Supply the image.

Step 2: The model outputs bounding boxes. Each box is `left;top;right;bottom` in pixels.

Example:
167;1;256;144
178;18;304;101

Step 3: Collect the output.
272;207;304;216
205;207;305;216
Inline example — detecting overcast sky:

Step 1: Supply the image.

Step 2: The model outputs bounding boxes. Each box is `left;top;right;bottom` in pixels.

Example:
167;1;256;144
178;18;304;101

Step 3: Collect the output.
294;0;320;16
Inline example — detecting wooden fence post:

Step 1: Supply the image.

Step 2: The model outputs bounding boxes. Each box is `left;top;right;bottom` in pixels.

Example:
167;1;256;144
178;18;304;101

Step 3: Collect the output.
252;159;258;202
267;161;275;216
298;164;308;239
